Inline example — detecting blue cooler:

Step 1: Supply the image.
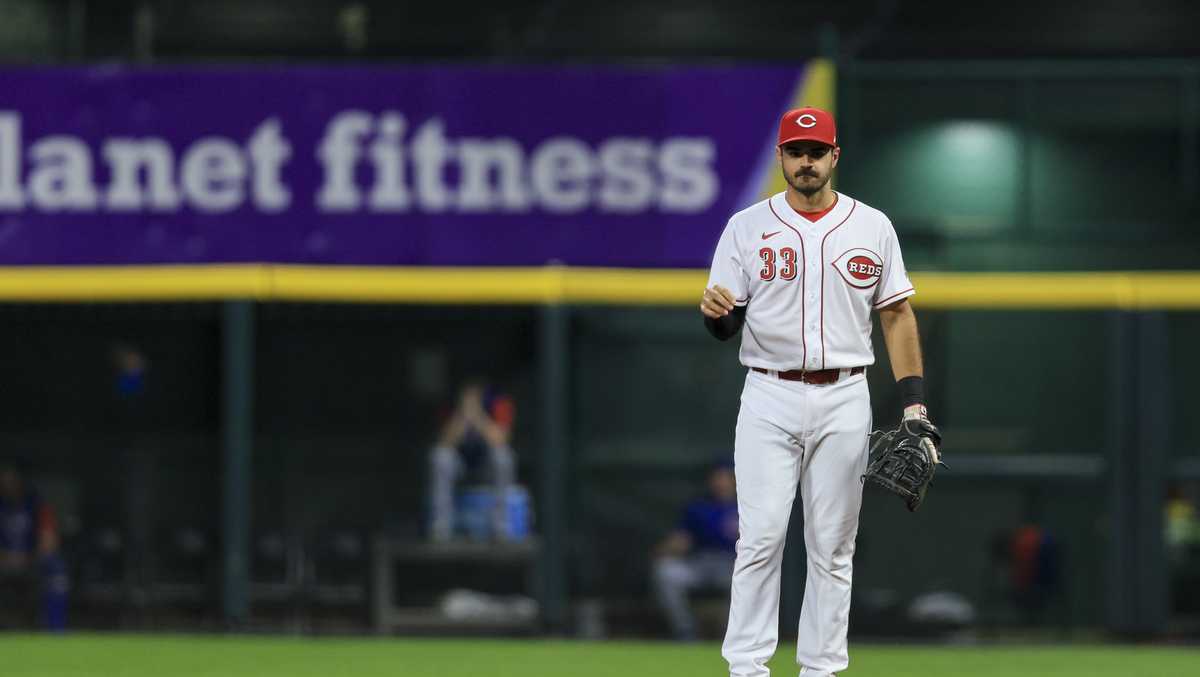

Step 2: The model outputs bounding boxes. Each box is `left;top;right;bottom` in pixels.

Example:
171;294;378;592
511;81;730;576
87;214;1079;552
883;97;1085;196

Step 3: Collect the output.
456;485;533;541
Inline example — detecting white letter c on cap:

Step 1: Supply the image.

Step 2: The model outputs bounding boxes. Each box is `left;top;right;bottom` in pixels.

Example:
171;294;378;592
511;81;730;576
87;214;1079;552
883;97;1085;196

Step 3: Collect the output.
796;114;817;128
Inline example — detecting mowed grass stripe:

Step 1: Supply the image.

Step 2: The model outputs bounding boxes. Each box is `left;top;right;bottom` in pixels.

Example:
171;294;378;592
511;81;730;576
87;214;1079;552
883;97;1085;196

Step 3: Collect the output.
1;635;1197;676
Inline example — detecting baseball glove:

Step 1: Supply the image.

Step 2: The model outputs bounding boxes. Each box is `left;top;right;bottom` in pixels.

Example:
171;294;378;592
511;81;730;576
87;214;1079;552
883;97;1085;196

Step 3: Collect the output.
862;419;944;512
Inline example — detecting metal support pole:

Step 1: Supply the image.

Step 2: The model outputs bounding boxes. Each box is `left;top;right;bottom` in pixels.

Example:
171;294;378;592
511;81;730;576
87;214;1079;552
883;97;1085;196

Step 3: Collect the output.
65;0;87;61
1135;312;1169;635
1018;77;1035;235
538;303;569;632
1106;311;1136;634
133;2;155;64
1107;311;1170;637
1181;72;1199;197
222;301;255;626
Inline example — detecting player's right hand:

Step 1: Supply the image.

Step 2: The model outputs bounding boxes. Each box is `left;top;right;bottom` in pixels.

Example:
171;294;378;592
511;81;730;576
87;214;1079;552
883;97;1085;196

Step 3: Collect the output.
700;285;736;319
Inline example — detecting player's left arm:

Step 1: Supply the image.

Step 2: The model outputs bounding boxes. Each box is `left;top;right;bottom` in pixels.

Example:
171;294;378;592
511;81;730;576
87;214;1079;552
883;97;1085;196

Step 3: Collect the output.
877;298;927;421
874;215;926;421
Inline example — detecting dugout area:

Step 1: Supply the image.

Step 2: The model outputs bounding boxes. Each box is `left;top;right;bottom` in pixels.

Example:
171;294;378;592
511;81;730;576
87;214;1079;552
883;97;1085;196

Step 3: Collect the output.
1;269;1198;638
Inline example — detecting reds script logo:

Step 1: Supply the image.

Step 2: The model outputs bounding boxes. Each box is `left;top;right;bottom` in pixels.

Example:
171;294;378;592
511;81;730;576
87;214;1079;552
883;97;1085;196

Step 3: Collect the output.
831;248;883;289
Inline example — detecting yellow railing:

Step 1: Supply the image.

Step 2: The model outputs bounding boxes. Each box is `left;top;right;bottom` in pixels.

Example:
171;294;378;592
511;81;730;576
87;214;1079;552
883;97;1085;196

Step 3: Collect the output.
0;265;1197;309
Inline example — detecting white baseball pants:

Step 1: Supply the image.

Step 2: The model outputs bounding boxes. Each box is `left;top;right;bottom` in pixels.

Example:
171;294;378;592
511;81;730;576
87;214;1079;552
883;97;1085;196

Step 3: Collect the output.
722;369;871;677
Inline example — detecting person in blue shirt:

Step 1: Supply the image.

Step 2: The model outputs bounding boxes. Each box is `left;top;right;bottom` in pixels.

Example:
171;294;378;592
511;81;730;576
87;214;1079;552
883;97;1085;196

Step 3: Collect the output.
428;382;518;542
652;461;738;640
0;456;68;631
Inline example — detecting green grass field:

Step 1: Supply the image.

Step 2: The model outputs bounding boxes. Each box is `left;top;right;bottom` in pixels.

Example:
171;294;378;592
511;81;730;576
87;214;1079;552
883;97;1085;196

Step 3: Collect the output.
2;635;1197;676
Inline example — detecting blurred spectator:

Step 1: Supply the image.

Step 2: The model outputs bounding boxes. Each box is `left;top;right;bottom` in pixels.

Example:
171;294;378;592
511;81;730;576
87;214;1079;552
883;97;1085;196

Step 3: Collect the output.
1006;525;1062;625
1166;482;1200;560
427;382;518;542
0;456;68;631
652;461;738;641
1166;482;1200;614
112;344;148;400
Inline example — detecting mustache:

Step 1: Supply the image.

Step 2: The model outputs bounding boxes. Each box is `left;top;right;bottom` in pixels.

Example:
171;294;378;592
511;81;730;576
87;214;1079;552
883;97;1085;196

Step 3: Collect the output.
795;169;819;178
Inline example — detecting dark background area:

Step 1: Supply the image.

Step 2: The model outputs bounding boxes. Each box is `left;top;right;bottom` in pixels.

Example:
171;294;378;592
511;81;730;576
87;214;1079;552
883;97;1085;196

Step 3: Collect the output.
2;301;1194;631
0;0;1197;638
10;0;1200;62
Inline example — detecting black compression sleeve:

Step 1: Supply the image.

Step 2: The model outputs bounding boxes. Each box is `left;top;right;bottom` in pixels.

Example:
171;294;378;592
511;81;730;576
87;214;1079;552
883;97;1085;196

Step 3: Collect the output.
897;375;925;407
704;305;746;341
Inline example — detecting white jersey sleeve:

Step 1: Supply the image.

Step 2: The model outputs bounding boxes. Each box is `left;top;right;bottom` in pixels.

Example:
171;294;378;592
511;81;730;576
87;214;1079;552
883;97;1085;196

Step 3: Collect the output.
872;218;916;309
706;220;750;307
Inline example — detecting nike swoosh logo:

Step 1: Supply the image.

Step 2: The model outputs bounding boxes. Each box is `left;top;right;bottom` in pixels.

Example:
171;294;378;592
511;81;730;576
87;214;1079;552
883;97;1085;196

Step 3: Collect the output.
762;231;782;240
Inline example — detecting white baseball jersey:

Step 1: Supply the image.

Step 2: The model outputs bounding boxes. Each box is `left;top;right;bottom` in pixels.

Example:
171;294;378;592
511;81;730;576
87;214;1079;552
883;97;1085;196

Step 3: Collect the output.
706;191;914;371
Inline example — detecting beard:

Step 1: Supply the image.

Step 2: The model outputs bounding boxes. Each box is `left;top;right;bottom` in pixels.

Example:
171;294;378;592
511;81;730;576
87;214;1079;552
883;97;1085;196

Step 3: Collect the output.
784;168;830;196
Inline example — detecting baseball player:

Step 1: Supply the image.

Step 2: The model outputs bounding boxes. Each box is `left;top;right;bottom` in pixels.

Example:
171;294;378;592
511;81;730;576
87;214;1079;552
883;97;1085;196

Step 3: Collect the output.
700;107;931;677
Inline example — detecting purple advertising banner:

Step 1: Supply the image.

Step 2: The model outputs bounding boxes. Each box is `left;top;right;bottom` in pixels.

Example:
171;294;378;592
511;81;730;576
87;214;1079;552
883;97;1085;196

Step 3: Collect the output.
0;65;817;267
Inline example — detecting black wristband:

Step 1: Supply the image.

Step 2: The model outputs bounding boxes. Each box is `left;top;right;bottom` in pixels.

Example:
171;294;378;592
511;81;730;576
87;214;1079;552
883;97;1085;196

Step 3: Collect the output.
703;305;746;342
897;375;925;408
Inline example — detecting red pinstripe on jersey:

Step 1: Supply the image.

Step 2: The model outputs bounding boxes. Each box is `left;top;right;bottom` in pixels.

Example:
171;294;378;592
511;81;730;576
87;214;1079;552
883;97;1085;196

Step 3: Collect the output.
767;200;804;240
818;199;859;370
768;200;807;369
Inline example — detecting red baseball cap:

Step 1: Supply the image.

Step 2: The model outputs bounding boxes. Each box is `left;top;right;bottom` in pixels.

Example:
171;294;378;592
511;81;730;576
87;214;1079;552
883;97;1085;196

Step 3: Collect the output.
777;107;837;148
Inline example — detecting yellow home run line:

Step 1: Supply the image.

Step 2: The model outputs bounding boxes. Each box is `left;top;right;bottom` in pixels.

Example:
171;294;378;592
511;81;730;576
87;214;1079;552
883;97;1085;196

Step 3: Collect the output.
0;265;1197;309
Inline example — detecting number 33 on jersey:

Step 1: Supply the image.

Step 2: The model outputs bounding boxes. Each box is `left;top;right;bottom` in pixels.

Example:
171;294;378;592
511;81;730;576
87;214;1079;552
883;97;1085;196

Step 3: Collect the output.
706;191;915;373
